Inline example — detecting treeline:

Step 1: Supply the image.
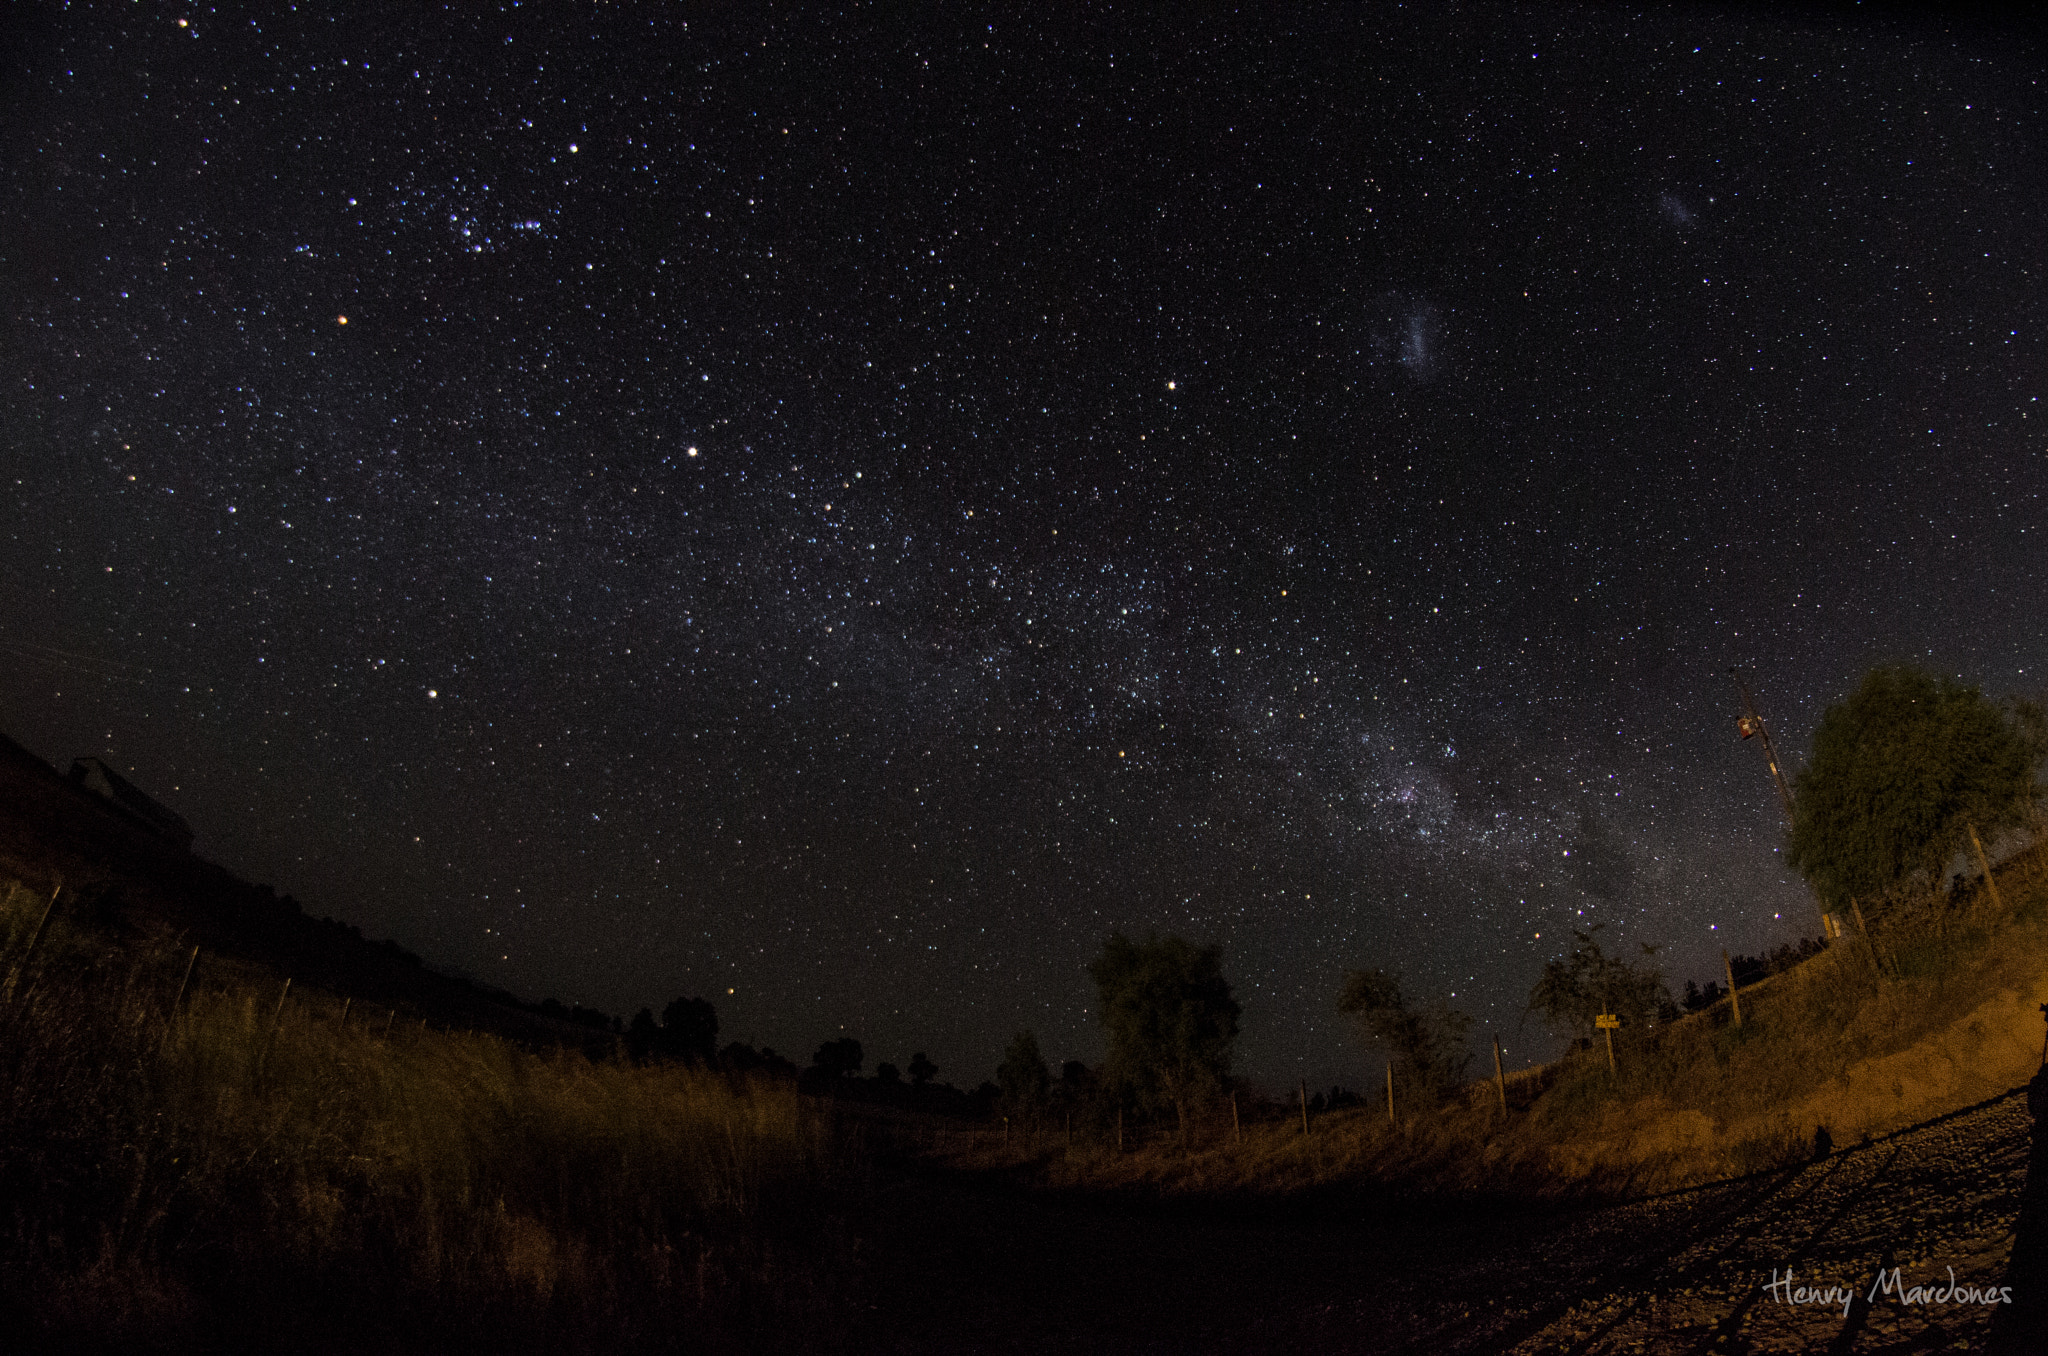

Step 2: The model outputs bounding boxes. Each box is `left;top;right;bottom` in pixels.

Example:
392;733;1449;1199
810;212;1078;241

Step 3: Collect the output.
1680;937;1829;1012
522;992;1000;1118
965;921;1849;1143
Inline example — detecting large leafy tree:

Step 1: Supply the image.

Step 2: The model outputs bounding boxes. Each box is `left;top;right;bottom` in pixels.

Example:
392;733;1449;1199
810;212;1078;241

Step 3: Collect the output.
1337;968;1472;1098
1787;666;2044;909
1087;932;1240;1123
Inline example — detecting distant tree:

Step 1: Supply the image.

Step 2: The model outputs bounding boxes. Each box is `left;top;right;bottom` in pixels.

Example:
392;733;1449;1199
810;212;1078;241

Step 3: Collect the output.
626;1007;660;1062
1527;925;1672;1042
907;1051;938;1086
1047;1059;1097;1123
1088;932;1241;1129
1336;968;1473;1098
719;1041;798;1079
1682;978;1726;1012
995;1030;1052;1122
874;1061;902;1085
1788;666;2045;913
565;1003;615;1031
658;996;719;1063
811;1037;863;1079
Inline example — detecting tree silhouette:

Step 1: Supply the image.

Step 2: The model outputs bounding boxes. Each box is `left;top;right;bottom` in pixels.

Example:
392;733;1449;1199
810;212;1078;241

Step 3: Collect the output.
1336;967;1473;1098
658;996;718;1063
1088;932;1240;1127
1527;925;1672;1041
996;1029;1052;1122
1788;665;2044;912
907;1050;938;1086
810;1037;863;1079
625;1007;660;1063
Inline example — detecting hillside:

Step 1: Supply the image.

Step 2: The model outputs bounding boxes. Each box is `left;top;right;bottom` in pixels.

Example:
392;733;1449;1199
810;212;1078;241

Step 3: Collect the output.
0;732;602;1046
3;727;2044;1351
944;836;2048;1204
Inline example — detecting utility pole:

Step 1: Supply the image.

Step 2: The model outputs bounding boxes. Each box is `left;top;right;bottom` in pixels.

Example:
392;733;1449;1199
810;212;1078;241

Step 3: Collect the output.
1730;668;1830;931
1729;668;1796;827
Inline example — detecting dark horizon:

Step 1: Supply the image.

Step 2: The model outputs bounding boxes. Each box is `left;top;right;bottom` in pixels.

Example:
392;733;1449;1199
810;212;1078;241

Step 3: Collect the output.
3;3;2043;1090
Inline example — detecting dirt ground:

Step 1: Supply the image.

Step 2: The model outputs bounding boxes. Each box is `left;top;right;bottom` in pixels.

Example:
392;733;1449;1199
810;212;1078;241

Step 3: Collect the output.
846;1085;2034;1354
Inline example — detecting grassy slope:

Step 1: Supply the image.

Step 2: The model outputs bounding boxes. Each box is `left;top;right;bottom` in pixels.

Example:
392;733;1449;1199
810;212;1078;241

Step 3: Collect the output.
954;841;2048;1205
0;888;864;1354
8;720;2045;1345
0;733;604;1045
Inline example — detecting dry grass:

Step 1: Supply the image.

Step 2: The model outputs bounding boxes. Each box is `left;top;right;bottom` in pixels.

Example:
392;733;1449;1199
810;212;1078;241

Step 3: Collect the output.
0;881;863;1355
951;843;2048;1207
11;841;2046;1348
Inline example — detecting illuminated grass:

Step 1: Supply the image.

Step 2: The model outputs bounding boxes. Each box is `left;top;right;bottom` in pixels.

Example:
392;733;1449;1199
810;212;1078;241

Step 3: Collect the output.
0;886;859;1353
952;842;2048;1205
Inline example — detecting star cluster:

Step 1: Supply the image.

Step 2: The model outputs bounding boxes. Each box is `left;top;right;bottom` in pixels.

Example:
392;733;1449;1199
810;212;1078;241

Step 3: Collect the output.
2;5;2043;1085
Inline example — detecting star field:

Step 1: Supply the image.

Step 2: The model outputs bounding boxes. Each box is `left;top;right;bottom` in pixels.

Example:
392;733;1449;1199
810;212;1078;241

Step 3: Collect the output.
2;5;2044;1087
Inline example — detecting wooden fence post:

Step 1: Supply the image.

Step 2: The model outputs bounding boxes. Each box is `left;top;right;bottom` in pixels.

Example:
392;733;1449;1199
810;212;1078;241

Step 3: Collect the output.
1969;824;2006;914
1723;949;1742;1027
1850;898;1887;979
1386;1058;1395;1127
3;880;63;1003
1231;1092;1241;1144
1493;1035;1508;1114
1299;1079;1309;1135
164;945;200;1034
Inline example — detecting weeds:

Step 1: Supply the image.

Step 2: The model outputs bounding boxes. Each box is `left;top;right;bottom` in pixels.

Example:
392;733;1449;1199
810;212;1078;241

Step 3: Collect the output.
0;887;861;1354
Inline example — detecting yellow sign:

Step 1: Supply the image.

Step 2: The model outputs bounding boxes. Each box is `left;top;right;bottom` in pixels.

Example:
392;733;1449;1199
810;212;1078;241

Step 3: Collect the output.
1595;1014;1621;1029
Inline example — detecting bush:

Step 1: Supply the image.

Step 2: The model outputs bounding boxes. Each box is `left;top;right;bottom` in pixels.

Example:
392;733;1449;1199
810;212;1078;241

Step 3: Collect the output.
1335;968;1473;1100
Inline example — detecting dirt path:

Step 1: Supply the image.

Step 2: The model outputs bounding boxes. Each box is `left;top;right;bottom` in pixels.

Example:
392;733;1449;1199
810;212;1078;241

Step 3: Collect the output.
847;1087;2032;1353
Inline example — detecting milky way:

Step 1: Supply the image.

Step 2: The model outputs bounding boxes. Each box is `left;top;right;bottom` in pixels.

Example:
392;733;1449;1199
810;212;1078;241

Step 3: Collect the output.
2;5;2043;1088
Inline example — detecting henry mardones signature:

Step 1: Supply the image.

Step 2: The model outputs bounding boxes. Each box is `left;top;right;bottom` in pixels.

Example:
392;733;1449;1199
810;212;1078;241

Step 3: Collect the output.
1763;1267;2012;1318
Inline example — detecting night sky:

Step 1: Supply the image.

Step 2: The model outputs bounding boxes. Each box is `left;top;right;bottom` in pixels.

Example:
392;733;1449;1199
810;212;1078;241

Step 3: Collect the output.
3;4;2043;1089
